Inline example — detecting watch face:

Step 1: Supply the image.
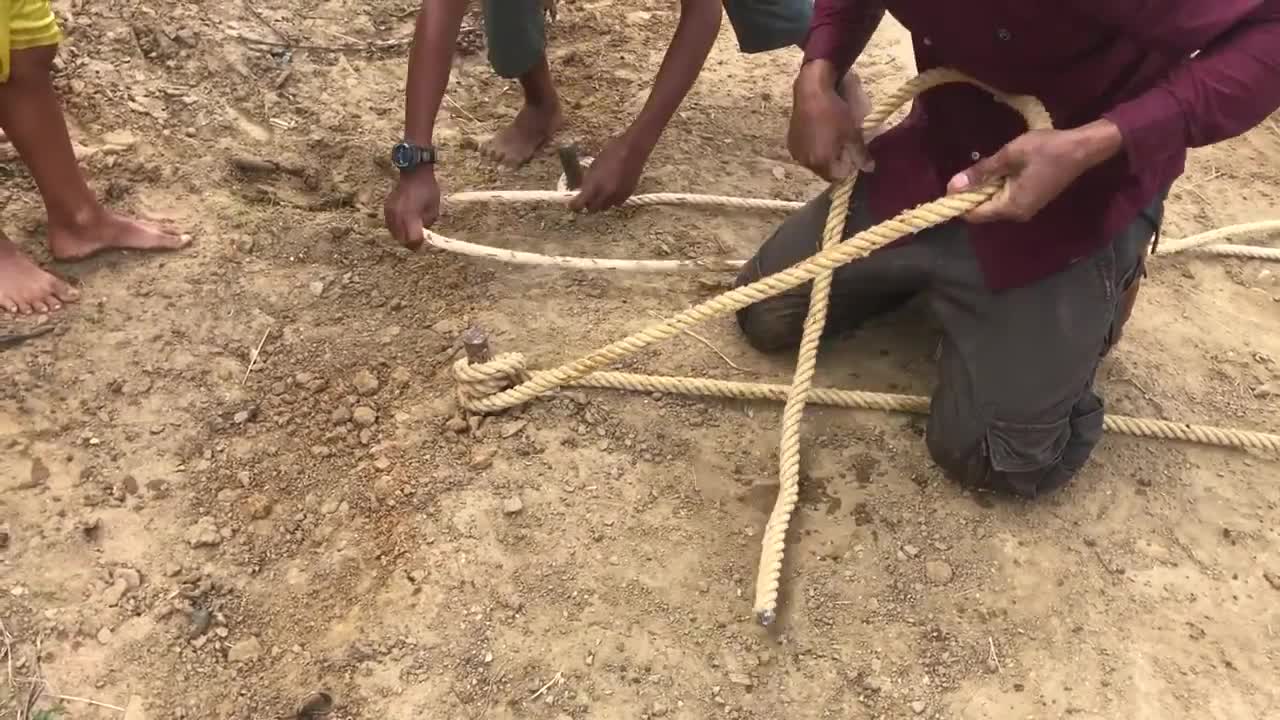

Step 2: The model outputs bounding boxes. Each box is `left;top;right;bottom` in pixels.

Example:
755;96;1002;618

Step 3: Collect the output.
392;143;413;169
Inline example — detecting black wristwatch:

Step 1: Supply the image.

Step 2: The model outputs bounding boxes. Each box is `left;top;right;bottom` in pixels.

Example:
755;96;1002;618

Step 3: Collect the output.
391;141;437;171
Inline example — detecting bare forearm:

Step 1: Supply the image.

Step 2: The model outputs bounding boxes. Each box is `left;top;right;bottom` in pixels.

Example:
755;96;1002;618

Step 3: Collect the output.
625;0;722;148
404;0;469;145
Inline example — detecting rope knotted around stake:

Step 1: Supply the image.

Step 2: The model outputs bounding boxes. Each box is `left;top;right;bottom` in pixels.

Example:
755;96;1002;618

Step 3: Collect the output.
448;68;1280;628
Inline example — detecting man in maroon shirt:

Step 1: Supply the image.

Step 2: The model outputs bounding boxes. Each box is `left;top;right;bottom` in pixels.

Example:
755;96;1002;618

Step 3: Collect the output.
736;1;1280;497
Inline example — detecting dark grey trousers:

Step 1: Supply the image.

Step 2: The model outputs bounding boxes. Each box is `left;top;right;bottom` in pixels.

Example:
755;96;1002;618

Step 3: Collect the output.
735;178;1164;498
480;0;813;78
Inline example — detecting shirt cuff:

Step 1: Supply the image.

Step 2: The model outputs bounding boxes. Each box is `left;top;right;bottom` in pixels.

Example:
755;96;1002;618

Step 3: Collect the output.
1102;87;1187;172
801;23;855;75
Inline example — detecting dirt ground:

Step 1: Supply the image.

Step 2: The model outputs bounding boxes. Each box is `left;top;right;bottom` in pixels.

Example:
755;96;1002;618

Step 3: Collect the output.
3;1;1280;718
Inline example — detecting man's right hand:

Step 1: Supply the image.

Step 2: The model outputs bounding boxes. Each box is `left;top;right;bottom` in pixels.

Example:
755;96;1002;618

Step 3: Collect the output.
788;60;874;182
384;168;440;251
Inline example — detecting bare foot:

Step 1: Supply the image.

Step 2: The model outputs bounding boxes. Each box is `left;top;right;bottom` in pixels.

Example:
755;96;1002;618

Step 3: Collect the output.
482;100;563;168
47;209;190;262
0;235;79;314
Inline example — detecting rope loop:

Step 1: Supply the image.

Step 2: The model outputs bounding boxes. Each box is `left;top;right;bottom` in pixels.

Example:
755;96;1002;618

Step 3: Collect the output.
453;352;532;410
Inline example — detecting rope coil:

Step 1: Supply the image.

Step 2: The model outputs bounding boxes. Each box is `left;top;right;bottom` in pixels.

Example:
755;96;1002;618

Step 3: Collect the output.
446;68;1280;627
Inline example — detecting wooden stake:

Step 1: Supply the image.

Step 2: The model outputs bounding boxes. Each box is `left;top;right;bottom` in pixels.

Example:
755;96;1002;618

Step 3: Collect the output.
557;145;584;191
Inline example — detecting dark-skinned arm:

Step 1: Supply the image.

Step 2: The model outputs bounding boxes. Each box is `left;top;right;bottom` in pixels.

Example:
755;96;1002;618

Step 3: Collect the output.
404;0;469;147
789;1;886;180
570;0;722;212
385;0;469;250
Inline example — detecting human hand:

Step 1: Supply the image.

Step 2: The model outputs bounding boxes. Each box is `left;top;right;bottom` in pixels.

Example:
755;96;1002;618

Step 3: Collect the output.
946;120;1123;223
384;167;441;250
568;135;651;213
789;60;874;182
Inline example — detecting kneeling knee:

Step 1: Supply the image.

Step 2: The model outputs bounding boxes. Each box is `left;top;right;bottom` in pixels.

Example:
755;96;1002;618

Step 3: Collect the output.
735;302;804;354
926;407;1100;498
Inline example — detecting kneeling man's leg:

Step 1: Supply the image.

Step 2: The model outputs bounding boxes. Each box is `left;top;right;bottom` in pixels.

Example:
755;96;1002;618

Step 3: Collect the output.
924;214;1156;497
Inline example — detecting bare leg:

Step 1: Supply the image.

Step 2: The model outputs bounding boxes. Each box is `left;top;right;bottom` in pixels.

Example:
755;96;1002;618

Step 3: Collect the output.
0;45;189;262
482;54;563;168
0;230;78;314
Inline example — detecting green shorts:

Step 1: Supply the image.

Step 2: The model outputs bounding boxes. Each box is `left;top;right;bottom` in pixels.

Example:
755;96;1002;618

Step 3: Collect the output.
481;0;812;79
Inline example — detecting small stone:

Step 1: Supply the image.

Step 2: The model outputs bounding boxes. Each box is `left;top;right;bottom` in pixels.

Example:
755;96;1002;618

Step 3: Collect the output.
321;499;340;515
102;129;138;148
501;420;529;438
232;409;254;425
188;608;212;637
184;517;222;547
115;567;142;590
390;367;412;385
235;235;255;254
470;447;497;470
102;579;130;606
861;675;886;693
911;700;927;714
353;407;377;428
902;544;920;558
373;457;392;471
651;701;670;717
373;475;397;500
502;496;524;515
330;406;352;425
227;637;264;663
122;376;153;396
164;563;181;577
353;370;380;396
1254;380;1280;398
309;280;326;297
1265;571;1280;590
245;494;273;520
925;560;954;585
445;417;468;434
771;166;786;181
123;695;149;720
728;672;753;688
97;627;114;645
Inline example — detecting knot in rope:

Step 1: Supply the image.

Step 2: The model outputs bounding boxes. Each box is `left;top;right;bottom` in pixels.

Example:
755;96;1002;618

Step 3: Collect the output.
452;352;531;411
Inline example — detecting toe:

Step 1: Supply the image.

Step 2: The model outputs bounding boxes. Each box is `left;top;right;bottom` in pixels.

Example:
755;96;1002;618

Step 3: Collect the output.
53;281;80;302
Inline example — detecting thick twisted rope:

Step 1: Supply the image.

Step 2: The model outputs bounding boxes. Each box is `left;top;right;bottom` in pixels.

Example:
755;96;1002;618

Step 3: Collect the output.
446;68;1280;627
453;359;1280;453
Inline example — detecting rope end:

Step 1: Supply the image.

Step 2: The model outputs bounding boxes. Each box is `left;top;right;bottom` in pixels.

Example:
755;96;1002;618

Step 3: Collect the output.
756;608;776;627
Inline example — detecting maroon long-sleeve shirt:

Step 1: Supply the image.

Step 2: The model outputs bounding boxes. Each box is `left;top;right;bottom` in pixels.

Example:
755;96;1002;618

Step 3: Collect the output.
804;1;1280;291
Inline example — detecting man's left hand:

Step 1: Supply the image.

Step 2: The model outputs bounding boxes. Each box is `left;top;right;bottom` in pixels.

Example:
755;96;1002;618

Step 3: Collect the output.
569;135;652;213
946;120;1123;224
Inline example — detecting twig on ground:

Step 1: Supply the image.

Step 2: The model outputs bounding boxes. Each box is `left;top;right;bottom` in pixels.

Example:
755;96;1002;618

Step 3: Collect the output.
244;2;292;45
529;671;562;701
987;637;1002;673
243;327;272;384
230;155;305;177
0;618;13;689
646;310;752;372
49;694;126;712
444;94;480;126
226;28;412;53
